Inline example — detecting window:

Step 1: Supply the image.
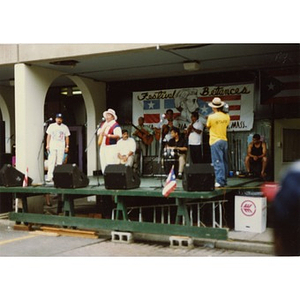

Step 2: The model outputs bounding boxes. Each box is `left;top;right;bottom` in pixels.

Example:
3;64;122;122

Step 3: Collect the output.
283;129;300;162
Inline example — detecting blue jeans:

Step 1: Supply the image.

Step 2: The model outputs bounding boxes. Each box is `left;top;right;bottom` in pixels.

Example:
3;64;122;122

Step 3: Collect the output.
210;140;228;186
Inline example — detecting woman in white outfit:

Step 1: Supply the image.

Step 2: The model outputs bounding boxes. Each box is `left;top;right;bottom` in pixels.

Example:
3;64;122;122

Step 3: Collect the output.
98;108;122;174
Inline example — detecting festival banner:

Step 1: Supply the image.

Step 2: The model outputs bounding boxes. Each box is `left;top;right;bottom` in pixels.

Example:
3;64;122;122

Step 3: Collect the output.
132;84;255;132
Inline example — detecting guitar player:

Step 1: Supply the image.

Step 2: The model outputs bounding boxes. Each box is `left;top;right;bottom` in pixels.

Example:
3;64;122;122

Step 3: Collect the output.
132;116;154;174
132;117;154;156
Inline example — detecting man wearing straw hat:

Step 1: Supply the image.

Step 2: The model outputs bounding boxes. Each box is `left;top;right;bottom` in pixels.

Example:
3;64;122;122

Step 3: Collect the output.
98;108;122;174
206;97;230;188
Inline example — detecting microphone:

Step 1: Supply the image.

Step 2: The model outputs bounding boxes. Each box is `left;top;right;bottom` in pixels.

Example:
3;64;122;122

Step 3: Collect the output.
97;117;106;130
44;118;53;126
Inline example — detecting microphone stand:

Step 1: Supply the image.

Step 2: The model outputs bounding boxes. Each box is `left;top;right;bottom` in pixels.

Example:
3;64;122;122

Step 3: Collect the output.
85;123;102;186
156;118;165;189
37;123;49;185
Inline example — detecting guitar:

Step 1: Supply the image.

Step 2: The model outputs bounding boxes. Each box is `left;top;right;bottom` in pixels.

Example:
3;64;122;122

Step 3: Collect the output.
154;127;161;141
131;123;154;146
98;123;107;146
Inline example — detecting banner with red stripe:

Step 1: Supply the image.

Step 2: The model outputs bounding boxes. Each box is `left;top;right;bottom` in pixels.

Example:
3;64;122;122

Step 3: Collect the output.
133;83;254;131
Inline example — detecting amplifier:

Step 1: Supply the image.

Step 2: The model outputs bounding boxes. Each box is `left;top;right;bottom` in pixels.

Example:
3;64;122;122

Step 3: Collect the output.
182;163;215;191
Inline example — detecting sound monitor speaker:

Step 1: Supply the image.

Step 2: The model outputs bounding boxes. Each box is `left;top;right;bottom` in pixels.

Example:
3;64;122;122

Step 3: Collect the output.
182;163;215;191
0;164;33;187
53;164;89;188
104;164;141;189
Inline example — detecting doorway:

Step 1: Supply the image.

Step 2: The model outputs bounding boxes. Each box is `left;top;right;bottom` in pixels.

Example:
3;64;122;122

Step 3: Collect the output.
274;118;300;181
44;78;87;173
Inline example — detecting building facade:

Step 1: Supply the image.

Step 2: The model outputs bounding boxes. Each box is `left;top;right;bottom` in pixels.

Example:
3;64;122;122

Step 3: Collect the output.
0;44;299;182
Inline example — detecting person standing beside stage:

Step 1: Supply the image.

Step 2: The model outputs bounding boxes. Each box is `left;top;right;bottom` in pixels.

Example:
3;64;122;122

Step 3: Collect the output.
117;129;136;167
46;113;70;182
206;97;230;188
186;111;203;164
98;108;122;174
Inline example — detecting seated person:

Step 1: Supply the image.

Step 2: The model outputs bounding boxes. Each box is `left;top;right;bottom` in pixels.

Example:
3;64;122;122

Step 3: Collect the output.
116;129;136;167
245;133;267;178
165;127;187;179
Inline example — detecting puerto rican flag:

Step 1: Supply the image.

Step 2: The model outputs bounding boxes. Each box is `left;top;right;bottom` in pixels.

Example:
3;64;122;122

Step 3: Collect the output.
162;165;177;197
143;99;180;123
142;96;242;123
22;167;29;187
260;67;300;104
198;95;242;121
143;99;161;123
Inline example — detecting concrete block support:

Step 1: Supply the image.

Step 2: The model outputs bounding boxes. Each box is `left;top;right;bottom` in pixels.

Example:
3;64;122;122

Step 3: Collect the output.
111;231;133;243
169;236;194;249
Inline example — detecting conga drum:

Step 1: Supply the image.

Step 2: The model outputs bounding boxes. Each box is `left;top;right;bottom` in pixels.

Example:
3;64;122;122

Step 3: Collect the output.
163;148;179;176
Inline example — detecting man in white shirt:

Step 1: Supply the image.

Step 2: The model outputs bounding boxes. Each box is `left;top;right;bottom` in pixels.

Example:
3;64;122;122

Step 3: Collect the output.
162;109;179;142
46;113;70;182
186;111;203;164
117;129;136;167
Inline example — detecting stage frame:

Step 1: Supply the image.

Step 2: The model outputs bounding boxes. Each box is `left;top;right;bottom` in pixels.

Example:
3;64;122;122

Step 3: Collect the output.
0;177;260;241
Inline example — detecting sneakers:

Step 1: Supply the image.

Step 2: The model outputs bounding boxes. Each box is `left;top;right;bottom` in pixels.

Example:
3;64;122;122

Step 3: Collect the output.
178;173;183;179
215;182;222;188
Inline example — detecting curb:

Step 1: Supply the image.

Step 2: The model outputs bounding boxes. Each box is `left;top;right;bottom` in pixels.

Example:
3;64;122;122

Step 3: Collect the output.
215;240;274;255
134;232;274;255
193;238;274;255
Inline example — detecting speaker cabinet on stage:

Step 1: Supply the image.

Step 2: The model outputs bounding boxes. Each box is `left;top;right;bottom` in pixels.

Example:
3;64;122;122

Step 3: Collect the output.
0;164;33;187
0;153;12;169
104;164;141;189
182;163;215;191
53;164;89;188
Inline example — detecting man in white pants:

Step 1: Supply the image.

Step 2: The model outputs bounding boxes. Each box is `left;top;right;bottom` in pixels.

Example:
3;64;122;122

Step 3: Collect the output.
46;113;70;182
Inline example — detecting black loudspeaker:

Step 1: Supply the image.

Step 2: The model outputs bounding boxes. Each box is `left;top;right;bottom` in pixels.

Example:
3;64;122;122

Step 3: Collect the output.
0;164;33;187
53;164;89;188
0;153;13;169
104;164;141;189
182;163;215;191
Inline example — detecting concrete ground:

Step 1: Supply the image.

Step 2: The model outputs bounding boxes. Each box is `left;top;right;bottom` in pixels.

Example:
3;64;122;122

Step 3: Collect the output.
0;218;273;256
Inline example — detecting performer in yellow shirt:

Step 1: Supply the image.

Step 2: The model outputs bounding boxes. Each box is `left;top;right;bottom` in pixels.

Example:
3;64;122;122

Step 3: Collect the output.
206;97;230;188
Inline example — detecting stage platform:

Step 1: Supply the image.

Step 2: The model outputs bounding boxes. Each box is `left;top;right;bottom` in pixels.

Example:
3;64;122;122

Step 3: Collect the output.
0;176;262;241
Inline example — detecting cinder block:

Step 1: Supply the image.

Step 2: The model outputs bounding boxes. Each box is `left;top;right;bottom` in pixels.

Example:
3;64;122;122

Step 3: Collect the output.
111;231;133;243
169;236;194;249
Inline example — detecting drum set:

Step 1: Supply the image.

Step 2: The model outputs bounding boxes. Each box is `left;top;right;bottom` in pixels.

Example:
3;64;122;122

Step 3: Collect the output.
163;148;179;176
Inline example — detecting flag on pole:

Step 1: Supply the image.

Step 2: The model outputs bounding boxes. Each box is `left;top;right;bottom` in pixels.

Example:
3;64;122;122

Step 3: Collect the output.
23;167;28;187
162;165;177;197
